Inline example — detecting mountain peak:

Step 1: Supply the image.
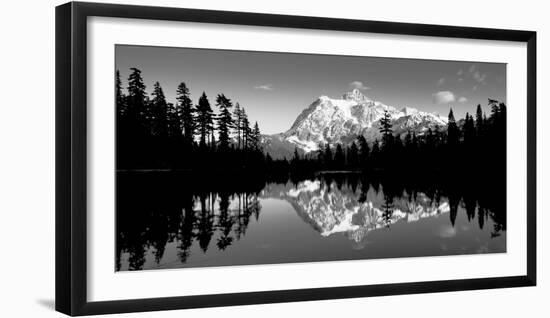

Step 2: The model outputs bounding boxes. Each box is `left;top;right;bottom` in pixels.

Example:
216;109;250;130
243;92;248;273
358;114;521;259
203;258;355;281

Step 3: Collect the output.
342;88;371;103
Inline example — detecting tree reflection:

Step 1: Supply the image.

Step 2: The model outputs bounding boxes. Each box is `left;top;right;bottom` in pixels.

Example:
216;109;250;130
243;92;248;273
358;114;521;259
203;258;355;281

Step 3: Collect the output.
116;172;264;270
116;166;506;271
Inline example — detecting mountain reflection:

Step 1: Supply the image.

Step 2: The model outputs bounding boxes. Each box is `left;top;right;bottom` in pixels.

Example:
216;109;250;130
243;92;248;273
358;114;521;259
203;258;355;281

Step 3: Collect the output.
117;172;506;271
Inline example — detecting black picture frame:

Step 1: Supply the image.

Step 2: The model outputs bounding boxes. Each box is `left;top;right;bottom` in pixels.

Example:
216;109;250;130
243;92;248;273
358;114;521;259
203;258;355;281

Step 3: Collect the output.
55;1;537;316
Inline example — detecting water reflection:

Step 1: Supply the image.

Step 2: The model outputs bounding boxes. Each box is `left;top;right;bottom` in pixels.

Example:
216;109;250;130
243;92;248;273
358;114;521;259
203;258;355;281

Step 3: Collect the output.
116;172;506;271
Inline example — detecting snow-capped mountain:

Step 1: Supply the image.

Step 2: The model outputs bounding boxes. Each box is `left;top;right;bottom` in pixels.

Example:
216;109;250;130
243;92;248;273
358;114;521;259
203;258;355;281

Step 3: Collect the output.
262;89;448;157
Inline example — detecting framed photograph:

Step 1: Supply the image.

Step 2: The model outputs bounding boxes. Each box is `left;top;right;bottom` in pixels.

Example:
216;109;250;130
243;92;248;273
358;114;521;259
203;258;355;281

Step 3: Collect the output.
55;1;536;316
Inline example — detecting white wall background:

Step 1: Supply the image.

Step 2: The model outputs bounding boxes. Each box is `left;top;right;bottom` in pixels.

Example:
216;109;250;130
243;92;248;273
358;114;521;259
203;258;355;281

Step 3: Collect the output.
0;0;547;316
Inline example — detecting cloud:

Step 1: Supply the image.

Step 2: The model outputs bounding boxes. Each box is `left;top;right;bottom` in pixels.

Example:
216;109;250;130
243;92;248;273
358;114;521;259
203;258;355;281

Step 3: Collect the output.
254;84;273;91
457;69;463;76
468;64;476;73
458;96;468;103
432;91;456;104
349;81;371;90
437;77;445;86
473;85;478;91
458;78;464;82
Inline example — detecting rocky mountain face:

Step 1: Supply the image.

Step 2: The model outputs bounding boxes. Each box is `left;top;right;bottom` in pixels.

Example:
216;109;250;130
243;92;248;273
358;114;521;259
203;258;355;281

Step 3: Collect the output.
262;89;448;158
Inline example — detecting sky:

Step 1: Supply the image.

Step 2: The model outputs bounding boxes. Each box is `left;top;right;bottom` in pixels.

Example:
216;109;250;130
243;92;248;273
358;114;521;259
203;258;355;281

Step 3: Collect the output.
116;45;506;135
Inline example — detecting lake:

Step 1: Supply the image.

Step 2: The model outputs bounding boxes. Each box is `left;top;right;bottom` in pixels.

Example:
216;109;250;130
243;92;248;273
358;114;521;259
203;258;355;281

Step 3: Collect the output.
116;172;506;271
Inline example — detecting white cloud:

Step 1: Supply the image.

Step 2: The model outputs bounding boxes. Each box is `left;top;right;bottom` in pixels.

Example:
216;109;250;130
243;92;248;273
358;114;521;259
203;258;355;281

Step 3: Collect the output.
254;84;273;91
468;64;476;73
473;85;478;91
432;91;456;104
458;96;468;103
437;77;445;86
458;78;464;82
349;81;371;90
457;69;463;76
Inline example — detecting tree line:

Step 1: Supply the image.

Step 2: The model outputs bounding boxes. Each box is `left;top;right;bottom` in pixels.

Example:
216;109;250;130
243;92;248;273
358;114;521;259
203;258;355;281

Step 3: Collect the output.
117;67;264;170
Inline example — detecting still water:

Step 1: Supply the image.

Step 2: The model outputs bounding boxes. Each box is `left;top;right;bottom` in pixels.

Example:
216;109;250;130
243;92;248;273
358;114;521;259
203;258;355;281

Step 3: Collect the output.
116;172;506;271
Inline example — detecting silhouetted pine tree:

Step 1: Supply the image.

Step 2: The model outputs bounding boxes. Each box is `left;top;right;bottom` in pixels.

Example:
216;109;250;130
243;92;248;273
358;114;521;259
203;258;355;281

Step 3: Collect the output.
250;122;261;151
233;103;243;149
463;113;475;144
150;82;168;137
379;110;393;150
215;94;234;151
475;104;484;135
123;67;149;167
446;108;460;146
176;82;194;145
195;92;214;147
127;67;147;127
241;109;251;149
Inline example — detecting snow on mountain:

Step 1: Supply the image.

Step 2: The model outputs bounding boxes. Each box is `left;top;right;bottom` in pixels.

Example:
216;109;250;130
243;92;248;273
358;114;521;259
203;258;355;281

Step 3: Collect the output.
273;89;448;154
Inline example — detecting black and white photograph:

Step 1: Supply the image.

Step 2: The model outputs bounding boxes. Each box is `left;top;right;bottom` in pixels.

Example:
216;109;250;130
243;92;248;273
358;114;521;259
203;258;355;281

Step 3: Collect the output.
115;45;507;271
1;0;545;317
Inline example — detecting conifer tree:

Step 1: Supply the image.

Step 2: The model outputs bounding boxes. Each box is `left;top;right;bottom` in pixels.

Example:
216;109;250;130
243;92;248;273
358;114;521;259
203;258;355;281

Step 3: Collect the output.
127;67;147;124
250;122;261;151
215;94;234;151
462;113;476;144
195;92;214;147
241;108;251;149
233;103;243;149
475;104;484;135
379;110;393;150
446;108;460;146
176;82;194;144
150;81;168;136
